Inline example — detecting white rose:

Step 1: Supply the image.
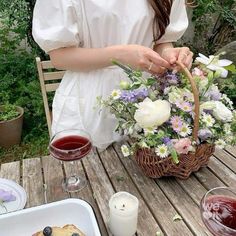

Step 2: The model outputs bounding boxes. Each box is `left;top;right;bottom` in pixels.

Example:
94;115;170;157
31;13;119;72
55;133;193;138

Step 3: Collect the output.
134;98;171;128
213;101;233;122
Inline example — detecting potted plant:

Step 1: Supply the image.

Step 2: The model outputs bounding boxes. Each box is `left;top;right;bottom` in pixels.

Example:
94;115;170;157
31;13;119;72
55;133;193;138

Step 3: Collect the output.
99;54;236;179
0;104;24;148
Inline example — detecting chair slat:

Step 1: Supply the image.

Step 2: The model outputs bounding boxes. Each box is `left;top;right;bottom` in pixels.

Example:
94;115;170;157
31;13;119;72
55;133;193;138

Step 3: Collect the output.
41;60;54;69
44;71;65;81
45;83;60;92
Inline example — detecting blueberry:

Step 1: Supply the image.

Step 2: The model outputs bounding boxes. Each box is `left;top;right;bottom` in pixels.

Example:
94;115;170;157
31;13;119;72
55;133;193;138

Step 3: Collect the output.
43;226;52;236
72;233;80;236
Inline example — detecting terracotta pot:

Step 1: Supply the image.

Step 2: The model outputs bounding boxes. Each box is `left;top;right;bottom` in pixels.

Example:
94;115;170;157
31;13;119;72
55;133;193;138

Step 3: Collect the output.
0;106;24;148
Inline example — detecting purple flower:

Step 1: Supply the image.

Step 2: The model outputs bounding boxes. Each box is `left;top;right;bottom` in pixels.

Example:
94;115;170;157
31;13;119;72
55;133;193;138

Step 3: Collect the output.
176;101;192;112
165;72;179;85
204;85;222;101
0;189;16;202
120;88;148;103
120;90;136;102
198;129;212;141
133;88;149;100
205;90;222;101
162;137;171;145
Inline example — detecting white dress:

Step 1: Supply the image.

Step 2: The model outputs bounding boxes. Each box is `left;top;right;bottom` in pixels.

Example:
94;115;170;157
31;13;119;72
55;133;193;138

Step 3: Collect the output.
33;0;188;149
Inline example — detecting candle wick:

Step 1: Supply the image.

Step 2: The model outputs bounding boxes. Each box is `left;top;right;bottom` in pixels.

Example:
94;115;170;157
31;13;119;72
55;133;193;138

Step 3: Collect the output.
123;204;125;207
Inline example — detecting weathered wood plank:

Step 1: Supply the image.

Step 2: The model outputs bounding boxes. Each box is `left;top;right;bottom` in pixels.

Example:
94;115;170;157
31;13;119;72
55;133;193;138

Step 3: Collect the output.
22;158;45;208
156;178;211;236
82;150;114;235
176;175;208;206
194;167;226;189
63;160;108;236
113;143;194;236
41;156;69;202
0;161;20;184
208;157;236;188
225;146;236;157
214;148;236;173
99;146;163;236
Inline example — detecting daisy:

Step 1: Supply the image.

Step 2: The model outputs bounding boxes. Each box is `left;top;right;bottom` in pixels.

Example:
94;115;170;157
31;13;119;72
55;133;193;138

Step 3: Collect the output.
176;102;193;112
179;123;192;137
215;139;226;149
155;144;169;158
170;116;182;124
121;145;130;157
202;113;215;127
111;89;121;100
172;121;183;132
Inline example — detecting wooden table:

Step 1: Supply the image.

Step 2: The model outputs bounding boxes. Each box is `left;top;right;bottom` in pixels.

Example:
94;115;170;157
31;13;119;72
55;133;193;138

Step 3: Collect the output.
1;143;236;236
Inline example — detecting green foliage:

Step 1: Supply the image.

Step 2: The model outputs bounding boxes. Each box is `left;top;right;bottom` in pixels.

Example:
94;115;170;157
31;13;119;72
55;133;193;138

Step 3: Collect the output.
190;0;236;55
0;9;49;143
0;104;20;121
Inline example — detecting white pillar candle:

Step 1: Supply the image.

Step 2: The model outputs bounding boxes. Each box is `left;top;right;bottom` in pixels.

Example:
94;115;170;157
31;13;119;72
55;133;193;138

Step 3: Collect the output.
109;191;139;236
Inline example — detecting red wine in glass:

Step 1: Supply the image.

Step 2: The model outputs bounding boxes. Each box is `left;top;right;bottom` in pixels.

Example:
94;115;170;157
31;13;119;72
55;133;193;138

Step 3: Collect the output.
49;129;92;192
200;187;236;236
49;135;92;161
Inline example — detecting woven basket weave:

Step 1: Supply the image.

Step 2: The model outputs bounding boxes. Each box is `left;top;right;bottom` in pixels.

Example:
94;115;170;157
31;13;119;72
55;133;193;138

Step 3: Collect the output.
134;61;215;179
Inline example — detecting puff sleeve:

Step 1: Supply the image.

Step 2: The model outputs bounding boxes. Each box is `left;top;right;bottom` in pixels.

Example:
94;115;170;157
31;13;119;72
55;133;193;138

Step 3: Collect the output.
156;0;189;44
32;0;81;53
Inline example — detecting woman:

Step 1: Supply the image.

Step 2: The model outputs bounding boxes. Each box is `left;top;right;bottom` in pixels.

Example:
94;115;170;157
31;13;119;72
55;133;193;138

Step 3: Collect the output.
33;0;193;149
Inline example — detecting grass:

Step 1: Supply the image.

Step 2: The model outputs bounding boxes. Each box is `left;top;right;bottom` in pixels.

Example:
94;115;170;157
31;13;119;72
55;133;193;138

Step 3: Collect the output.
0;134;49;164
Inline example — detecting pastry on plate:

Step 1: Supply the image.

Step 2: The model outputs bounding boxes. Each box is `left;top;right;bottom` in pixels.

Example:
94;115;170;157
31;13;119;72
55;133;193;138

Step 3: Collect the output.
33;224;85;236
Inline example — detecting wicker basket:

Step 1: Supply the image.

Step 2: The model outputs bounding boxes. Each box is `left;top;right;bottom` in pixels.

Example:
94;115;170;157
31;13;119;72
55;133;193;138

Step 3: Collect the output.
134;61;215;179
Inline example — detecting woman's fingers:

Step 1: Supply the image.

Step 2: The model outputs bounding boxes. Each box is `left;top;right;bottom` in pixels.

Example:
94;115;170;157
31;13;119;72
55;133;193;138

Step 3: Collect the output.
185;52;194;69
147;51;171;69
178;47;191;64
149;63;166;74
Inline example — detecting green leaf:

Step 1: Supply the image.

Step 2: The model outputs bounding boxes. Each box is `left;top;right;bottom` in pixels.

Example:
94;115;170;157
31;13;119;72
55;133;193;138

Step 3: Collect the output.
171;149;179;164
173;214;183;221
225;64;236;73
207;71;214;81
116;175;125;182
146;78;156;86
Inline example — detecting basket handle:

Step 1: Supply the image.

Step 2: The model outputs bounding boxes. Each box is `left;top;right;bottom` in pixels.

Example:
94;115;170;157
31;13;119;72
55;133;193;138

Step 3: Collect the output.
175;61;199;142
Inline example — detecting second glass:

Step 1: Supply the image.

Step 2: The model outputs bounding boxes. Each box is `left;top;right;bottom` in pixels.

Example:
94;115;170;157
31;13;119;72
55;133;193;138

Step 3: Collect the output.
200;186;236;236
49;129;92;192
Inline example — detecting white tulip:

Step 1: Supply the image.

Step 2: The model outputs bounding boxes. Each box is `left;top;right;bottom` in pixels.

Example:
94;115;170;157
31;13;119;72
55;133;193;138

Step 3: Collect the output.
134;98;171;128
196;53;232;78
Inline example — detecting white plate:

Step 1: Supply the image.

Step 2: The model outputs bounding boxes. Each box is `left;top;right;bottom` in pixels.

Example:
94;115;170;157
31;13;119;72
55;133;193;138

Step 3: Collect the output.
0;198;101;236
0;178;27;214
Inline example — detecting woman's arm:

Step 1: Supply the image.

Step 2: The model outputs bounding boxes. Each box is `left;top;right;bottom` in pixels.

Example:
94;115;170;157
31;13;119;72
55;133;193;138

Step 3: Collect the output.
49;44;171;74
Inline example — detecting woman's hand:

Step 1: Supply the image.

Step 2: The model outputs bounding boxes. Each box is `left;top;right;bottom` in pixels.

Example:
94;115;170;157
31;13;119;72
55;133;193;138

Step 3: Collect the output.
161;47;194;70
114;44;171;74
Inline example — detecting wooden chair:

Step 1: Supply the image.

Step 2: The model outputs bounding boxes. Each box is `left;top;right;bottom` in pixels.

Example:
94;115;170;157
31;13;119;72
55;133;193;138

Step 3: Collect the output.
35;57;65;137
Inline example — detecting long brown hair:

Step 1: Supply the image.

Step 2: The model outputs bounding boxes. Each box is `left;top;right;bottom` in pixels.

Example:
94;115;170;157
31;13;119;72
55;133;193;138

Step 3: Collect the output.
148;0;173;42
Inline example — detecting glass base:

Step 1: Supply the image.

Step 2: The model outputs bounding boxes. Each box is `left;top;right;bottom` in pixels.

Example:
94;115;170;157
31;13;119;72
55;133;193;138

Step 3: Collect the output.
62;175;87;193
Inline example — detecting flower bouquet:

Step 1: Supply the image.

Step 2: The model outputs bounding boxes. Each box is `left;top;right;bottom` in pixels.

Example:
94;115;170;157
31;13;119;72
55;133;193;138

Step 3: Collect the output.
99;54;236;179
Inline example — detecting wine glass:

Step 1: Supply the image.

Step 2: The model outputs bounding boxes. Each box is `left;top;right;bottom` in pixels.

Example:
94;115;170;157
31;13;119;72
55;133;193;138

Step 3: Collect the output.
200;187;236;236
49;129;92;192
